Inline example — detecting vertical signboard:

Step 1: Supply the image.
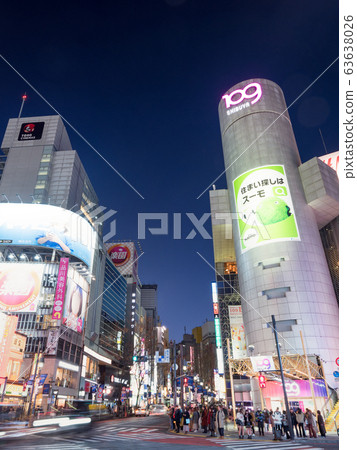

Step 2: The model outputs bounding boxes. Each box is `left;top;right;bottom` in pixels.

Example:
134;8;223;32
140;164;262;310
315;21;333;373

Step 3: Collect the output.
0;314;18;378
212;282;224;375
233;165;300;253
52;258;69;320
228;305;246;359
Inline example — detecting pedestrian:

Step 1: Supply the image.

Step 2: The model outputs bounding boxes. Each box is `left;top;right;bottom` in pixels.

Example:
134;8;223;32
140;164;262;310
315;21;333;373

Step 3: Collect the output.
183;407;190;434
290;408;299;438
201;406;208;433
174;405;182;433
244;409;253;439
192;407;199;432
272;407;283;440
282;410;291;439
296;408;306;437
208;406;217;437
216;405;225;439
264;408;270;432
270;412;277;440
169;406;175;430
317;410;326;437
235;408;245;439
306;409;317;438
256;409;265;436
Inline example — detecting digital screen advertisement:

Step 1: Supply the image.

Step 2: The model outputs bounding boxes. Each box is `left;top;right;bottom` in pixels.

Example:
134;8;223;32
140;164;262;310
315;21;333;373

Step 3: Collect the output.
233;165;300;253
228;305;246;359
0;203;97;268
0;263;45;312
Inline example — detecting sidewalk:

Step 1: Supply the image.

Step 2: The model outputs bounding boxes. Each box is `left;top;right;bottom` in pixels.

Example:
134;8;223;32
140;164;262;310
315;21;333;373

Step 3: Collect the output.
168;421;339;446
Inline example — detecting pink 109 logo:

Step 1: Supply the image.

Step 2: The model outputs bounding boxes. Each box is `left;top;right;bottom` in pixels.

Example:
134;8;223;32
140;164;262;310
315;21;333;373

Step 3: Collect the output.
222;82;262;109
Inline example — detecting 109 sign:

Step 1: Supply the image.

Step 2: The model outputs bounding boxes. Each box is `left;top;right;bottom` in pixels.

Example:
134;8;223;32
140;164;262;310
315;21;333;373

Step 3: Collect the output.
222;82;262;109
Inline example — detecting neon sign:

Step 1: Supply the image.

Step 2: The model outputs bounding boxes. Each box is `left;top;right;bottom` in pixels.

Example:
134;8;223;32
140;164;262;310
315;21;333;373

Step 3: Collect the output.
222;82;262;109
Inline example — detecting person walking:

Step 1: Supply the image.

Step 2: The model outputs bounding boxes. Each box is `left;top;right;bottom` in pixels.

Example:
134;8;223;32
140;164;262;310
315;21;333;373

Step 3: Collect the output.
306;409;317;438
236;408;245;439
201;406;208;433
169;406;175;430
296;408;306;437
317;410;326;437
216;405;225;439
183;407;190;434
270;412;277;440
256;409;265;436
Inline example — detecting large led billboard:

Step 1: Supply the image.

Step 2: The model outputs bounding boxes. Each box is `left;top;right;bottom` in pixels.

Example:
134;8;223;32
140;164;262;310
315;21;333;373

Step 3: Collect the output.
233;165;300;253
228;305;246;359
0;263;45;312
0;203;97;267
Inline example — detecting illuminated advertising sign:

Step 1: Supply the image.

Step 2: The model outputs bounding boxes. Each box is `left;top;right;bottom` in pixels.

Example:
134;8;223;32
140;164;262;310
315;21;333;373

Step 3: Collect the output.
233;165;300;253
228;305;246;359
0;313;18;378
250;355;276;372
0;204;97;268
52;257;69;320
18;121;44;141
62;268;89;334
105;242;139;280
46;328;60;355
264;379;327;398
222;82;262;115
0;263;45;312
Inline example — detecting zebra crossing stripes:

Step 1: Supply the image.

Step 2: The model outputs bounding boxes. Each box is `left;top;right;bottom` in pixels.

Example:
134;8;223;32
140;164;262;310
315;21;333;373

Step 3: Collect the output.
213;438;324;450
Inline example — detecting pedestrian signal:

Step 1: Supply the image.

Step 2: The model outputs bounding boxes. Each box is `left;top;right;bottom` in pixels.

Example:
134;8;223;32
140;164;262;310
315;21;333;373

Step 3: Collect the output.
258;375;266;388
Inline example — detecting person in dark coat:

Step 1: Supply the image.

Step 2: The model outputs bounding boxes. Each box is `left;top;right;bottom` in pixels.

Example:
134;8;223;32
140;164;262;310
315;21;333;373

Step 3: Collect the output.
290;408;299;438
201;406;208;433
174;406;182;433
317;410;326;437
208;407;217;437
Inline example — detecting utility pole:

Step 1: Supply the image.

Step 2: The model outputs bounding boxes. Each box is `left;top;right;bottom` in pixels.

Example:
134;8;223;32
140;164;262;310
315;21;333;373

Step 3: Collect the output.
180;343;184;407
271;315;294;440
227;339;236;423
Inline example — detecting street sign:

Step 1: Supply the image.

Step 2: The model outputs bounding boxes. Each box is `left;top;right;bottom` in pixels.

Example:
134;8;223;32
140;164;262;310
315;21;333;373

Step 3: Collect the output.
335;357;339;366
333;371;339;378
171;364;178;370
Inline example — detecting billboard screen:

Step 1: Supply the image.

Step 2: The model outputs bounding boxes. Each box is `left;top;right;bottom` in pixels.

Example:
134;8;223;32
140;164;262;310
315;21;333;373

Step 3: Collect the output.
18;121;45;141
233;165;300;253
105;242;139;280
0;263;45;312
0;203;97;268
228;305;246;359
265;379;327;398
61;266;89;334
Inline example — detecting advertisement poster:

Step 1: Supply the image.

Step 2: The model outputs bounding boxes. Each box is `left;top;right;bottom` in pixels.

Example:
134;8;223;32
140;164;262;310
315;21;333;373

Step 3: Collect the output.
0;263;45;312
233;165;300;253
250;355;276;372
62;270;89;334
105;242;139;280
51;257;69;320
0;313;18;377
265;379;327;398
18;121;45;141
0;203;97;268
46;328;61;355
228;305;246;359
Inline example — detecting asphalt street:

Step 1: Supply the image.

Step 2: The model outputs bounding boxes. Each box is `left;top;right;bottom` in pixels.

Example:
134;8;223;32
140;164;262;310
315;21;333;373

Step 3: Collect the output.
2;415;339;450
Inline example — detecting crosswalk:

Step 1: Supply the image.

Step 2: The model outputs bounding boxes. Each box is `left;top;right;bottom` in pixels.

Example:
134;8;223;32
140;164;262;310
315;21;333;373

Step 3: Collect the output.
212;438;325;450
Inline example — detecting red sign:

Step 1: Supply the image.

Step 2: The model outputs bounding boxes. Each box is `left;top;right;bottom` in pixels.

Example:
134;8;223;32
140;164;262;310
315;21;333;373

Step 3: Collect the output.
258;375;266;388
213;303;219;315
52;258;69;320
336;357;339;367
107;245;131;267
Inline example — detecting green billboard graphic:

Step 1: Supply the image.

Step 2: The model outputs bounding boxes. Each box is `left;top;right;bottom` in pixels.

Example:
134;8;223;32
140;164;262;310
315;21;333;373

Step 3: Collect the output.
233;165;300;253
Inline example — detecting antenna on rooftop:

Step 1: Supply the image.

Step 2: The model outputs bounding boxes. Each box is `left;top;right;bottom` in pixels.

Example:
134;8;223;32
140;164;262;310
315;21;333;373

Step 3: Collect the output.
18;93;27;119
318;128;328;155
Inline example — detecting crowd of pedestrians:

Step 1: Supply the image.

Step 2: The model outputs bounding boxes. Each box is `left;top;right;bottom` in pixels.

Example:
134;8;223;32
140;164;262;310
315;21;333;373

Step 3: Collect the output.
169;404;228;438
169;404;327;441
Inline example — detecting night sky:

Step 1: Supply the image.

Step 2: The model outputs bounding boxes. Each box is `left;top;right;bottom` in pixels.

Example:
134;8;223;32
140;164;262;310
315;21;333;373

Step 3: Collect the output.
0;1;338;341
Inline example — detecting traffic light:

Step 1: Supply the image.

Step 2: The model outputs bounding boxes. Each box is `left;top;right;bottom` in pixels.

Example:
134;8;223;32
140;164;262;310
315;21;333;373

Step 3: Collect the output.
258;375;266;388
183;377;188;387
